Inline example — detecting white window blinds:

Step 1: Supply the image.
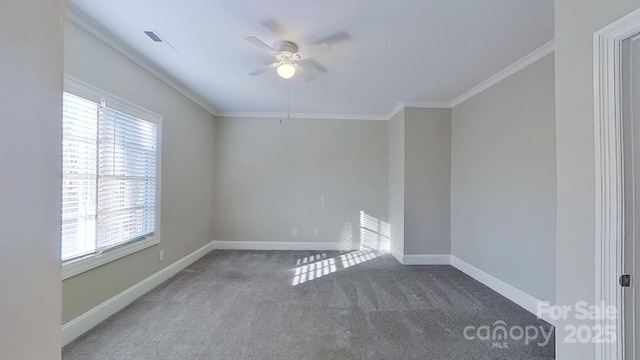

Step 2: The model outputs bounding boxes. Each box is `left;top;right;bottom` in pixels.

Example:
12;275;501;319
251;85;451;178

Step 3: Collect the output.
97;107;157;249
61;92;158;262
61;93;98;260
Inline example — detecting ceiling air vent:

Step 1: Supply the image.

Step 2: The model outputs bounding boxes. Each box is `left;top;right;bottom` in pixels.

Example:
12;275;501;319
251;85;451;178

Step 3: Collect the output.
140;29;178;53
143;30;163;42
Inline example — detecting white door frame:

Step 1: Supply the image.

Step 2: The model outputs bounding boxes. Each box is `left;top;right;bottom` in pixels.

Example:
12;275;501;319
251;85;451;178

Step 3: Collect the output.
594;7;640;360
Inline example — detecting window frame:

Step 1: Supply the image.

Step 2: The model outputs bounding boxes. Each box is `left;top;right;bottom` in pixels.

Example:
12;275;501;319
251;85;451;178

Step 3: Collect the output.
61;75;163;280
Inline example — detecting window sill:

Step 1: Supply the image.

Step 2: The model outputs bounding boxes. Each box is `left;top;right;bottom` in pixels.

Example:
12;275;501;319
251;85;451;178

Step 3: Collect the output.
62;237;160;280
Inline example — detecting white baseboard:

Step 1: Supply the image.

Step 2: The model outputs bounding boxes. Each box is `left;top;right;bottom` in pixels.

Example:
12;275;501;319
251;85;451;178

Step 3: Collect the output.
61;241;554;346
387;248;450;265
450;256;555;325
380;251;553;323
61;240;217;346
390;246;404;263
402;254;451;265
212;240;359;251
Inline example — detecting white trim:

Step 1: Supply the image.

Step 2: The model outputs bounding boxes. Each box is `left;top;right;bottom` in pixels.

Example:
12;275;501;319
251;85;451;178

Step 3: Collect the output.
64;74;162;122
61;75;164;280
217;111;388;121
62;238;159;280
593;7;640;360
389;251;554;322
65;5;555;121
65;7;220;117
219;101;449;122
390;246;404;264
219;39;557;121
450;256;555;325
450;40;555;107
384;101;450;121
61;240;217;346
401;254;451;265
61;240;556;345
385;102;406;120
212;240;359;251
213;242;449;265
402;101;451;109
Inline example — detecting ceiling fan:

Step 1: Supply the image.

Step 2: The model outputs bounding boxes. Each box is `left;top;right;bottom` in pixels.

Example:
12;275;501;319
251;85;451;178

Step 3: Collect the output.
245;36;331;81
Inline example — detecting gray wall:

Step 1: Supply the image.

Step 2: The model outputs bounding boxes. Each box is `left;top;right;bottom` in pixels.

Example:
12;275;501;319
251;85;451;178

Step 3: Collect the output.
388;109;406;256
404;108;451;255
555;1;640;358
451;54;556;303
388;108;452;258
62;20;217;322
0;1;63;358
212;117;388;249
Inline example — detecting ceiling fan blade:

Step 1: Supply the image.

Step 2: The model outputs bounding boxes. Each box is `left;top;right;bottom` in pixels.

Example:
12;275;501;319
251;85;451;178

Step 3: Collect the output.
311;32;350;46
249;62;279;76
295;62;316;81
294;43;331;60
305;59;328;73
261;19;289;39
245;36;277;54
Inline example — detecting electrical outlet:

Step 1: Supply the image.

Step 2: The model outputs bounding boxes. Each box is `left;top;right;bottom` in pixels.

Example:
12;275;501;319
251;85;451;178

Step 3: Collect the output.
159;250;164;262
292;229;298;236
313;229;318;236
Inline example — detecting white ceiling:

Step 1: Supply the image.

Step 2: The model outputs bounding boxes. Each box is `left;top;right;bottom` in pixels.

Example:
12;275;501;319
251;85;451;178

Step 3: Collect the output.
69;0;554;118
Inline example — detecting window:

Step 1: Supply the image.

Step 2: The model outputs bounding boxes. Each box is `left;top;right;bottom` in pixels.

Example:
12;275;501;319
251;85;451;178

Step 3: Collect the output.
61;76;161;278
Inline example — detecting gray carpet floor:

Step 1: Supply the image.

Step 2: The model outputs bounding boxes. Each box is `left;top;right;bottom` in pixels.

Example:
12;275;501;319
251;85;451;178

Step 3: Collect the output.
63;250;555;360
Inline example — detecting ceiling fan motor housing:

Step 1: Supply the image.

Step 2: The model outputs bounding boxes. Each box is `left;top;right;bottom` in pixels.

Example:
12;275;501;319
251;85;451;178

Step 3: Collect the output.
277;41;298;58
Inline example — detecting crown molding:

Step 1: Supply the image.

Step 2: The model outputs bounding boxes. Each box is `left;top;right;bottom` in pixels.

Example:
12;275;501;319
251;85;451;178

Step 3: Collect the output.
449;40;555;107
65;7;220;116
218;111;388;121
220;101;449;122
65;6;553;121
384;101;450;120
402;101;451;109
385;102;406;120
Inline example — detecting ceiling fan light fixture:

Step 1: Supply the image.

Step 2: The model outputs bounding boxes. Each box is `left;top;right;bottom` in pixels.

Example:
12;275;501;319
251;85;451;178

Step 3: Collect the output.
277;62;296;79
